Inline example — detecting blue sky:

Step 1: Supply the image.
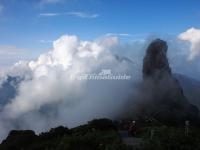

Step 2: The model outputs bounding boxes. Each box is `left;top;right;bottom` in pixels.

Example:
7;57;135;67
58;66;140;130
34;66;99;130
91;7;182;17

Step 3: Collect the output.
0;0;200;66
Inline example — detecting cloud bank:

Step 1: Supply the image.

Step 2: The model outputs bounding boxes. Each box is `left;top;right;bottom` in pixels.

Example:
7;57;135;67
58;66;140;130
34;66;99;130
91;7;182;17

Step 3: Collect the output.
178;27;200;60
0;28;200;140
0;35;136;140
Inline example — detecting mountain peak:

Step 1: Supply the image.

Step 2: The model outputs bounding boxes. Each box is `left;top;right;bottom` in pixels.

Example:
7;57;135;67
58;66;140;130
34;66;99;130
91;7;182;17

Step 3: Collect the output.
136;39;199;124
143;39;171;79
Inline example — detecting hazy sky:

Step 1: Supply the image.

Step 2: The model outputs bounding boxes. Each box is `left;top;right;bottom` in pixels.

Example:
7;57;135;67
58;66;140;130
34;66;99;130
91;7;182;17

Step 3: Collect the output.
0;0;200;66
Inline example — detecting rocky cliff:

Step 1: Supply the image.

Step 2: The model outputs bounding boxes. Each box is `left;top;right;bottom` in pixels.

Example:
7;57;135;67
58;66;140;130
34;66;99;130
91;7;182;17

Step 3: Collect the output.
136;39;199;124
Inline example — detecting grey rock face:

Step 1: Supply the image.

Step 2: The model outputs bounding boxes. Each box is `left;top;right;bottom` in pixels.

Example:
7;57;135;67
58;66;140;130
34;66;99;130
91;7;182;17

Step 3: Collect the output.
138;39;199;124
143;39;171;79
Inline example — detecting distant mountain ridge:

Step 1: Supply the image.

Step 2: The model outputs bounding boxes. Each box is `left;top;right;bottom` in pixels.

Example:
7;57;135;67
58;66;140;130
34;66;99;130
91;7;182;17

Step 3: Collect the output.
174;73;200;109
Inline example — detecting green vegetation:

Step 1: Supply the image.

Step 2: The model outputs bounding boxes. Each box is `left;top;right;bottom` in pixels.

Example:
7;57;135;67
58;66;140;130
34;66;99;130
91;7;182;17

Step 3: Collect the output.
0;118;131;150
140;126;200;150
1;118;200;150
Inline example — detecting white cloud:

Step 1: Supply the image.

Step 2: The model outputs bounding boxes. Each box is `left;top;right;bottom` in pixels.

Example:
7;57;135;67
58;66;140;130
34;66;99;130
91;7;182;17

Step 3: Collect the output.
178;27;200;60
1;30;200;140
39;13;60;17
0;35;135;139
66;12;99;18
105;33;132;37
105;33;147;43
41;0;63;4
39;11;99;19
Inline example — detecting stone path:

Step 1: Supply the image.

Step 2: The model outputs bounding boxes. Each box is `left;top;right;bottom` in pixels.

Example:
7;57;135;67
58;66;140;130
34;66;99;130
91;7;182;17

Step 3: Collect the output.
118;130;143;147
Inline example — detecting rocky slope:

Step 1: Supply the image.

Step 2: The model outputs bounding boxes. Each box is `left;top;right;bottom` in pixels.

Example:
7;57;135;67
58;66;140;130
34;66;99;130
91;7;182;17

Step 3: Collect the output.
136;39;199;124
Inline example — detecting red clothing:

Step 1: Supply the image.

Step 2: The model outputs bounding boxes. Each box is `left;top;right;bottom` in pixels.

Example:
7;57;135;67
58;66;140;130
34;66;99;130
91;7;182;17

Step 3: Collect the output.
128;124;137;136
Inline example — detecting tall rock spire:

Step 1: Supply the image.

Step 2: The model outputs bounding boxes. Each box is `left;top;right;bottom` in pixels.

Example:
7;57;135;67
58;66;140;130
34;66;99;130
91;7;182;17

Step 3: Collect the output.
143;39;171;79
138;39;199;124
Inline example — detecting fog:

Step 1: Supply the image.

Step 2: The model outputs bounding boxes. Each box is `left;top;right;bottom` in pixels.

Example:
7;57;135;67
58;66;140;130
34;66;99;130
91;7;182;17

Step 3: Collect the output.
0;27;200;140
